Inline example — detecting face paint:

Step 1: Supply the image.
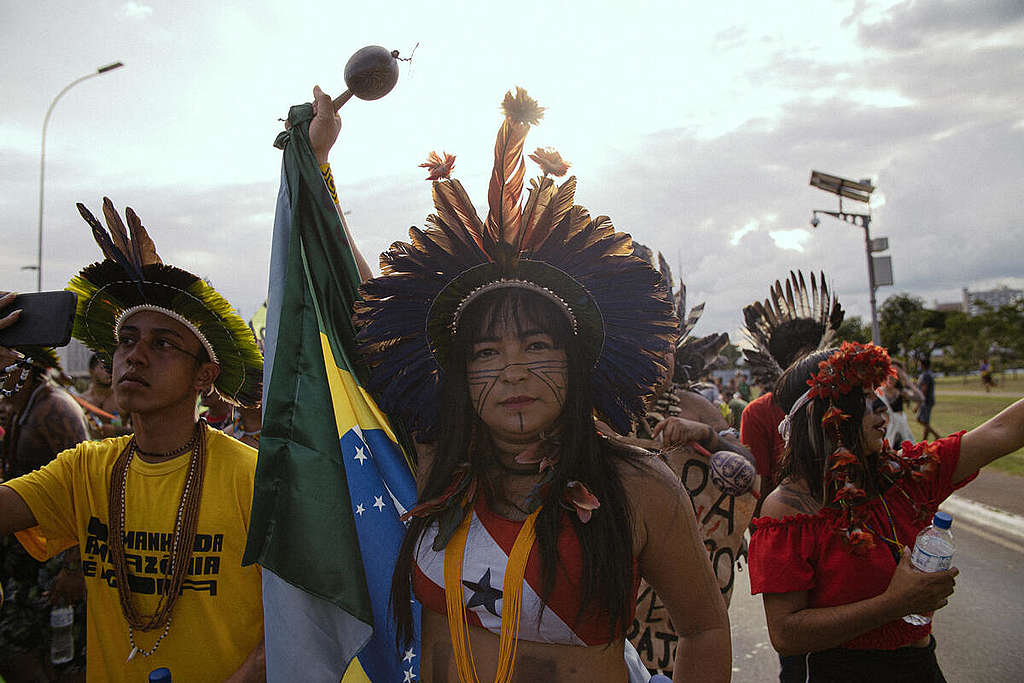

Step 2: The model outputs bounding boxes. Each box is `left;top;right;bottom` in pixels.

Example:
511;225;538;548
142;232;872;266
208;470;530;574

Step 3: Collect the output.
466;331;569;444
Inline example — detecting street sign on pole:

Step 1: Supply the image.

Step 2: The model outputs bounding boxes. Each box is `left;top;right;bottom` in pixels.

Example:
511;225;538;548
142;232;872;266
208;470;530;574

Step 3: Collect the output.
873;255;894;287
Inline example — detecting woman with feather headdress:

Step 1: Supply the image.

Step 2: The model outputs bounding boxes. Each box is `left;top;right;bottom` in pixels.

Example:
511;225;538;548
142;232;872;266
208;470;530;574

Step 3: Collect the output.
311;86;730;682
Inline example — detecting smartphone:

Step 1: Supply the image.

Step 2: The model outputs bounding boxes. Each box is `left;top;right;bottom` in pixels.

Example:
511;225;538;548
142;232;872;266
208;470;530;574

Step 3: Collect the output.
0;291;77;349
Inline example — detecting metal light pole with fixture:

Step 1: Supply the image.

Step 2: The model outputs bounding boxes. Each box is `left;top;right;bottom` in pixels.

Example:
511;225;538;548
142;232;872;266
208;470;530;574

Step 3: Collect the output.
809;170;893;346
33;61;124;291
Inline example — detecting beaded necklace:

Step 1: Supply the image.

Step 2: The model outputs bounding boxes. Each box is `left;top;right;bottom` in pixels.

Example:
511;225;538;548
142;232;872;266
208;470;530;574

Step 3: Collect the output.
107;420;208;662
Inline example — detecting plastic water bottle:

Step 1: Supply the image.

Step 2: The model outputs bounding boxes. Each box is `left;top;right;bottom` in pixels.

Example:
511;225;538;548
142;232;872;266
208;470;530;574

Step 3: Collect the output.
903;511;954;626
49;605;74;665
149;667;172;682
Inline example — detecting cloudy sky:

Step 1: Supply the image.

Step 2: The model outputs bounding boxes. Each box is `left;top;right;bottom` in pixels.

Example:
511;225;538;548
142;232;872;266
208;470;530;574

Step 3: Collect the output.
2;0;1022;342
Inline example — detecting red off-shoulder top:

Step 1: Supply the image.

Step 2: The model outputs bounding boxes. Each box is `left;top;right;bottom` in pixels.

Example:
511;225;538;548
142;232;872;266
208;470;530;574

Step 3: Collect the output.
748;432;973;650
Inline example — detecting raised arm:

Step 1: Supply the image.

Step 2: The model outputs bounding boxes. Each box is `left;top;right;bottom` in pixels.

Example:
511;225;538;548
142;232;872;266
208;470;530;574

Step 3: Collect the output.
955;398;1024;483
308;86;373;283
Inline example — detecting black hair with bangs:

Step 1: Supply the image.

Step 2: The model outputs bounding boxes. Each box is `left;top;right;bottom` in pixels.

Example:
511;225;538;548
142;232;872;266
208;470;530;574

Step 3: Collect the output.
391;287;639;648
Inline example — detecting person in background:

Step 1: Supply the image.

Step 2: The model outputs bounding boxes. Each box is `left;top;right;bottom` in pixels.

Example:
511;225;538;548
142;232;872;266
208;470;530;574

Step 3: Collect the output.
78;352;131;438
979;358;995;391
727;389;748;431
593;249;756;677
916;358;941;441
0;344;90;682
750;342;1024;681
736;372;752;402
738;270;845;682
882;360;923;448
739;270;844;505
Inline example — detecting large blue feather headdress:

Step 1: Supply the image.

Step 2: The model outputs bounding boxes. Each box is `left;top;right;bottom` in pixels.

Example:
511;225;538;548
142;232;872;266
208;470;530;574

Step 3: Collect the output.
354;89;678;437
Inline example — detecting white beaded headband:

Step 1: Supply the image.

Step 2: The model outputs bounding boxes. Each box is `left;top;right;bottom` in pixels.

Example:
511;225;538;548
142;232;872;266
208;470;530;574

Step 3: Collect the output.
114;305;219;364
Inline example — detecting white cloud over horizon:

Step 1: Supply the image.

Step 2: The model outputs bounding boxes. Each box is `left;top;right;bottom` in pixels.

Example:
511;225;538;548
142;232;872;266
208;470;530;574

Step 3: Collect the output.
2;0;1022;345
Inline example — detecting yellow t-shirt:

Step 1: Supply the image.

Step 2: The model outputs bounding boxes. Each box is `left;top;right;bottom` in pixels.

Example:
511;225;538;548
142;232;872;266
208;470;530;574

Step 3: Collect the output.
4;429;263;682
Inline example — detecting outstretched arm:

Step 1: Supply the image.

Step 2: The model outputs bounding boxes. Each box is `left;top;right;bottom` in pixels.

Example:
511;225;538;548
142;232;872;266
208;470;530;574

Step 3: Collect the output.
955;398;1024;483
0;486;38;537
308;86;373;284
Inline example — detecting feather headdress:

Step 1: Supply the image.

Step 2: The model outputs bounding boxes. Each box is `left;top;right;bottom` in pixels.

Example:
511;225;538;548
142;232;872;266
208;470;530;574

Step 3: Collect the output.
354;89;678;436
66;198;263;407
631;243;728;385
742;270;844;387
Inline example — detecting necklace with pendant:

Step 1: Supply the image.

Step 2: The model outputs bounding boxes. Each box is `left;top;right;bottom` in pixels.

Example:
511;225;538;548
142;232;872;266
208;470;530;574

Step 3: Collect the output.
108;421;207;662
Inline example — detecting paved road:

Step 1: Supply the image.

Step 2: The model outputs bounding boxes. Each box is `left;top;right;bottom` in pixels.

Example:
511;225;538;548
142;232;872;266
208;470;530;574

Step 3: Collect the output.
728;517;1024;682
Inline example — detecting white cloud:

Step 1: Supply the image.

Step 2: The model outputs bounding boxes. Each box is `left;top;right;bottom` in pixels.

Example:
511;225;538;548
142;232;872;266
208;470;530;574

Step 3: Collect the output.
120;2;153;19
769;229;811;252
1;0;1021;344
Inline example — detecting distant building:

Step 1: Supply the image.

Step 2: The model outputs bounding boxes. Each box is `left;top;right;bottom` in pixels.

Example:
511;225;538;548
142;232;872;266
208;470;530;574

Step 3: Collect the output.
962;285;1023;316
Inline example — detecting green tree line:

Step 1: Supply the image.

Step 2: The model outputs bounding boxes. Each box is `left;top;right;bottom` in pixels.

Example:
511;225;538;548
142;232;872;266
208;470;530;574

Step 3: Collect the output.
836;293;1024;374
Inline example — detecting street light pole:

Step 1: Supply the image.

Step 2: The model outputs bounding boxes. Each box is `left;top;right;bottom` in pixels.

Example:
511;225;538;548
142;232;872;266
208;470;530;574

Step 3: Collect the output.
808;170;886;346
36;61;124;291
812;208;881;345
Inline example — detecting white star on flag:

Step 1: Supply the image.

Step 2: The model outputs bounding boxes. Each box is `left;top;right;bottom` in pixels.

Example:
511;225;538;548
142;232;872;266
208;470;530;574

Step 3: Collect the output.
373;495;386;511
353;446;368;464
404;668;417;682
355;503;365;516
403;648;416;663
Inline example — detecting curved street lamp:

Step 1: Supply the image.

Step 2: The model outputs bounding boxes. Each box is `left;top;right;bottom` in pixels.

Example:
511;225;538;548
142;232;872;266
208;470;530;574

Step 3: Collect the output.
33;61;124;291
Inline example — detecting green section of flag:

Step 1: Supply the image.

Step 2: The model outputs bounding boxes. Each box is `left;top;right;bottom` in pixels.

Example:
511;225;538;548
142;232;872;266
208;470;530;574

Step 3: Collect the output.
242;102;370;621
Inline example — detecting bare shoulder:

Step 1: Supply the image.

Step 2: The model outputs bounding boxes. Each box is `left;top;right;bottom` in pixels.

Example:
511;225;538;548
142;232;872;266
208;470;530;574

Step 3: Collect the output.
614;448;692;529
761;479;821;519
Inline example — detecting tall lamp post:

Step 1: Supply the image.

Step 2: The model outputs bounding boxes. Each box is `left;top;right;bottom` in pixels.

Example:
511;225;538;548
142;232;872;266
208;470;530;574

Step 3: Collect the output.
809;170;893;346
34;61;124;291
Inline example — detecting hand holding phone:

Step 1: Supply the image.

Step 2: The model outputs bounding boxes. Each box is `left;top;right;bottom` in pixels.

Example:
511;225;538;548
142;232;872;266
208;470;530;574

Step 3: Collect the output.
0;291;77;349
0;292;21;329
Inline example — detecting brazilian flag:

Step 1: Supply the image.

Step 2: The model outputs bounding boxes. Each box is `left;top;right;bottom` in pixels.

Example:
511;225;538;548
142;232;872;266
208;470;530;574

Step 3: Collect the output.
243;102;420;682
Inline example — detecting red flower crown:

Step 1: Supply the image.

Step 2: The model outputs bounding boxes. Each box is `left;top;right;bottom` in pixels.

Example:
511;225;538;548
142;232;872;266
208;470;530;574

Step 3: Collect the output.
807;341;895;400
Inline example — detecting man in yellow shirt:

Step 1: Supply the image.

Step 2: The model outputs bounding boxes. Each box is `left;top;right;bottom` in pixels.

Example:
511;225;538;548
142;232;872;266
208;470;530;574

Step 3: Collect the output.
0;199;265;682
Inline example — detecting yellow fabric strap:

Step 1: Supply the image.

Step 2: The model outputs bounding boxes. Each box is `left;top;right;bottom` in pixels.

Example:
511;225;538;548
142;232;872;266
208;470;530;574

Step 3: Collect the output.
319;162;340;205
444;504;542;683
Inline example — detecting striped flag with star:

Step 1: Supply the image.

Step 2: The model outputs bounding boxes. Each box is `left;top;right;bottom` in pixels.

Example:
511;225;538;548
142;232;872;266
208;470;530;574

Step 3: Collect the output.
243;101;420;683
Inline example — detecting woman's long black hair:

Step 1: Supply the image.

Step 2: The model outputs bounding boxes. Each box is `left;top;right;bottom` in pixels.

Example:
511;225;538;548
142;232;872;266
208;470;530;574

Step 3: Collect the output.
391;288;640;647
774;348;877;504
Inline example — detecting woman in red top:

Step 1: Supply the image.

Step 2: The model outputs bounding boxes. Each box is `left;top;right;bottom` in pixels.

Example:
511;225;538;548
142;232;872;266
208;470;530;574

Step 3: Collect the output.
748;343;1024;682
